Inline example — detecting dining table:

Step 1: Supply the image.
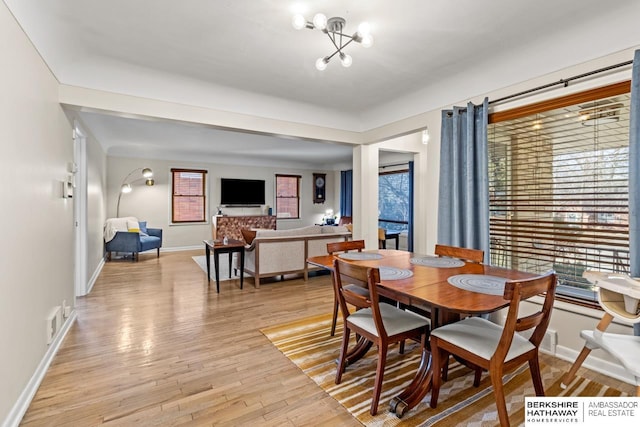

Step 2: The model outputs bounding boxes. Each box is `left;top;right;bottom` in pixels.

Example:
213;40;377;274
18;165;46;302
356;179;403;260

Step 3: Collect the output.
307;249;535;417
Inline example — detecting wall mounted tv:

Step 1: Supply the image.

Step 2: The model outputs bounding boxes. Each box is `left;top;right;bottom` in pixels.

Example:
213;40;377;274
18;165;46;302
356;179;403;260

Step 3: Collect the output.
220;178;266;206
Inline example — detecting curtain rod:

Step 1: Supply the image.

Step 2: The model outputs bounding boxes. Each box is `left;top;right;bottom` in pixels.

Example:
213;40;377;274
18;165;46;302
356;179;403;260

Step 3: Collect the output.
489;60;633;106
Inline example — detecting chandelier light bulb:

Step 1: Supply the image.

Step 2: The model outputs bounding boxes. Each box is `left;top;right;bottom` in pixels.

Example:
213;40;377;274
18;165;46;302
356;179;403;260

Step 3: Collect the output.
292;14;306;30
315;57;328;71
357;22;371;36
361;33;373;48
312;13;327;30
340;53;353;68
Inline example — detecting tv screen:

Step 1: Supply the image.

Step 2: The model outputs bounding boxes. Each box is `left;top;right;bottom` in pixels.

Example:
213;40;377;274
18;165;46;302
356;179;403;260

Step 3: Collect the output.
220;178;266;205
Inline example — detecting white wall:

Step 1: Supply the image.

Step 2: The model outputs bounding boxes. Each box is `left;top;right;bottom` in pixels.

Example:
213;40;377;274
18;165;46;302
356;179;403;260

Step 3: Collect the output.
0;3;76;425
85;125;108;286
107;157;337;248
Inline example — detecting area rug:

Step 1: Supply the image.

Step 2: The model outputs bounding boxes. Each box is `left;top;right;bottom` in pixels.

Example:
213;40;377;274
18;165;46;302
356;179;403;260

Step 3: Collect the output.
192;254;234;281
261;313;627;427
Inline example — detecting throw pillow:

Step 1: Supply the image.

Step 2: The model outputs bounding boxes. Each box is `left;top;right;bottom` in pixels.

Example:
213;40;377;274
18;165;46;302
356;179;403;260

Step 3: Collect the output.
241;228;257;245
345;223;353;232
138;221;149;236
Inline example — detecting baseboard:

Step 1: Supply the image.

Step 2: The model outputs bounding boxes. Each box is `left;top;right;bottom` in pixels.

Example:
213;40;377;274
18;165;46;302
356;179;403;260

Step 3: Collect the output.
161;245;202;252
86;257;105;294
2;311;77;427
554;344;636;386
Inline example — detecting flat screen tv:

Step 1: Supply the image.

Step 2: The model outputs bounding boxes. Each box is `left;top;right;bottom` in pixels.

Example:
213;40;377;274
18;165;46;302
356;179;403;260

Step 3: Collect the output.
220;178;266;206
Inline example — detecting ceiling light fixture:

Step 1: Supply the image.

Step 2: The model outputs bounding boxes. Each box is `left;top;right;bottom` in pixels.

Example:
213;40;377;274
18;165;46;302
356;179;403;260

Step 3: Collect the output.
292;13;373;70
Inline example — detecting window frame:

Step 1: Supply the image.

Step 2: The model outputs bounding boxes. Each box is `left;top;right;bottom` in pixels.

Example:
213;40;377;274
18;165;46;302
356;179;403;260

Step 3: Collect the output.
275;174;301;219
170;168;208;224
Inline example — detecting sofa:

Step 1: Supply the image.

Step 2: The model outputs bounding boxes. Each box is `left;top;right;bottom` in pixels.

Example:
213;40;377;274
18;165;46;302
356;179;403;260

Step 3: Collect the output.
240;225;351;287
104;217;163;261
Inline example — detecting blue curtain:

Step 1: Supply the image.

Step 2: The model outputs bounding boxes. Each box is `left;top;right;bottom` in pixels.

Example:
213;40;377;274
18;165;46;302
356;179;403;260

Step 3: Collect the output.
408;161;414;252
340;169;353;217
437;98;490;263
629;50;640;335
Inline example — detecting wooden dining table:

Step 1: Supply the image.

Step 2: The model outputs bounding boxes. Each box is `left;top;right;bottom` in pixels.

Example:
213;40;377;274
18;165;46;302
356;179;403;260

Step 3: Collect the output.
307;249;535;417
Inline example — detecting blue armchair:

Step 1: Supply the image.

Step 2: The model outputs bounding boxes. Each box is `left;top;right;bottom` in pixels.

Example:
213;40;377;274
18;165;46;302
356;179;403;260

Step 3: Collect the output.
105;219;162;261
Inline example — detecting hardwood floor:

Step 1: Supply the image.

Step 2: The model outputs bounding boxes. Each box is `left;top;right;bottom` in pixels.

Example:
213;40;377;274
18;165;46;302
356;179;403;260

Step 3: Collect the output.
21;250;359;426
20;250;635;426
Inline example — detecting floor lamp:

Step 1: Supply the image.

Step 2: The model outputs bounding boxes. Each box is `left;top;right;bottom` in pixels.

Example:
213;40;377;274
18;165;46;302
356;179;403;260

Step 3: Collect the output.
116;167;154;217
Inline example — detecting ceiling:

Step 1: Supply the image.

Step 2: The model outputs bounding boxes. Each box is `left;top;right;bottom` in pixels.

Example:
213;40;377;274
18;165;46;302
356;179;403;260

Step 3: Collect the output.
5;0;640;168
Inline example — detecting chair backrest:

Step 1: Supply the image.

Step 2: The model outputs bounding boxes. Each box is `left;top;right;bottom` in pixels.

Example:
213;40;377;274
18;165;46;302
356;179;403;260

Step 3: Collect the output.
327;240;365;254
495;271;557;362
332;259;386;335
434;244;484;264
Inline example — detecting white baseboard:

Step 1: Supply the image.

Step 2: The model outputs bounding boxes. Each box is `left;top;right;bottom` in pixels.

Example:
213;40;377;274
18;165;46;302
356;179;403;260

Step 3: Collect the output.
2;311;77;427
161;245;202;252
86;257;105;294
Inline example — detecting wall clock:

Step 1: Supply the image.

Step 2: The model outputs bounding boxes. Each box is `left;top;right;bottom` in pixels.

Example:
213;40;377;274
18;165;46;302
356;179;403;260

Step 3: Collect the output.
313;173;326;204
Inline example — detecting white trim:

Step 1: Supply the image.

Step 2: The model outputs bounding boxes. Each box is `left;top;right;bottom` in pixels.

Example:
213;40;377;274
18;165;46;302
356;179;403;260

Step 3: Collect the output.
161;245;202;252
1;312;77;427
73;122;88;296
86;258;105;294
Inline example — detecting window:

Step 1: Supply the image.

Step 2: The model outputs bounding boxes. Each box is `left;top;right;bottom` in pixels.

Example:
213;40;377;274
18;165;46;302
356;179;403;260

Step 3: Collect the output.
171;169;207;223
488;82;630;303
276;174;300;219
378;168;410;233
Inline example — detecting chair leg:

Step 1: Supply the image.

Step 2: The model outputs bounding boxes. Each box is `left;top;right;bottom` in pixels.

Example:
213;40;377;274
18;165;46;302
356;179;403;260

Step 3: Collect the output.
529;356;545;396
370;344;388;416
490;366;510;427
157;247;160;257
331;299;339;336
335;327;350;384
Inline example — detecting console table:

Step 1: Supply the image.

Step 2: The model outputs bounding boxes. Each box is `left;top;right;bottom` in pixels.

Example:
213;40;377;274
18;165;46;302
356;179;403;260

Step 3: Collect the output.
212;215;276;241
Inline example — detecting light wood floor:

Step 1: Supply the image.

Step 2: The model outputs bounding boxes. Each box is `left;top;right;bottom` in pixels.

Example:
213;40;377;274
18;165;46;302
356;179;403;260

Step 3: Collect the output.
20;250;635;426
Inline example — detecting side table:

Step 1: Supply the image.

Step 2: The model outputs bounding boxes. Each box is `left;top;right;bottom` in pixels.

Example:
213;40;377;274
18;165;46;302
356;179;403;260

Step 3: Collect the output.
203;239;245;293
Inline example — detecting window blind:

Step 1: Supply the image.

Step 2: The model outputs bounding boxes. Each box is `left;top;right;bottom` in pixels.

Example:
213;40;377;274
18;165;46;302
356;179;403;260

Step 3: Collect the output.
488;91;630;301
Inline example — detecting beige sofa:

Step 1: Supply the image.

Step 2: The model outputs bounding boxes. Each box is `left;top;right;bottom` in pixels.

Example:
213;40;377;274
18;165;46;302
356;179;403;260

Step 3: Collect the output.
241;225;351;287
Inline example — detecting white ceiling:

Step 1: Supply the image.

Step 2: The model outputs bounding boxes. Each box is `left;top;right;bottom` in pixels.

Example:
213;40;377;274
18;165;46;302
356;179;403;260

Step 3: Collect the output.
5;0;640;168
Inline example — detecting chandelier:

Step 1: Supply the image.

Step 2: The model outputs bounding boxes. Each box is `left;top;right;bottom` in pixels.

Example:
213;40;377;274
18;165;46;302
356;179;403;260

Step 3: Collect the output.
292;12;373;70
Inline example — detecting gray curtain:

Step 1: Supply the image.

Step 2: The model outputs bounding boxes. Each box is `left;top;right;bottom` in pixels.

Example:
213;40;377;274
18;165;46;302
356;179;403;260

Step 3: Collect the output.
629;50;640;335
437;98;490;263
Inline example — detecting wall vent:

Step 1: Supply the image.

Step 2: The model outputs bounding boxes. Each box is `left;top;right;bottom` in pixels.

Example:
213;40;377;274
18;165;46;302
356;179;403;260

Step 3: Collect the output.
46;306;62;344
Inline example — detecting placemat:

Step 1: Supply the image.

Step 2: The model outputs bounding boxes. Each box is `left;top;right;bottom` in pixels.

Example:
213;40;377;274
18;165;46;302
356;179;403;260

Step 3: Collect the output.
410;256;465;268
447;274;507;295
379;266;414;281
337;252;384;260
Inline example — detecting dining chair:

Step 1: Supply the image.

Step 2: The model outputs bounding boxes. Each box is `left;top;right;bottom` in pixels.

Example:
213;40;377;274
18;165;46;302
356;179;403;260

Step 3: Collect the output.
332;258;430;416
326;240;367;336
429;270;556;427
434;244;484;263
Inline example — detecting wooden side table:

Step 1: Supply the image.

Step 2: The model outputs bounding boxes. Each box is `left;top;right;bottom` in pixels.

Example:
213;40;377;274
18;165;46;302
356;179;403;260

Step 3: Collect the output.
203;239;245;293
